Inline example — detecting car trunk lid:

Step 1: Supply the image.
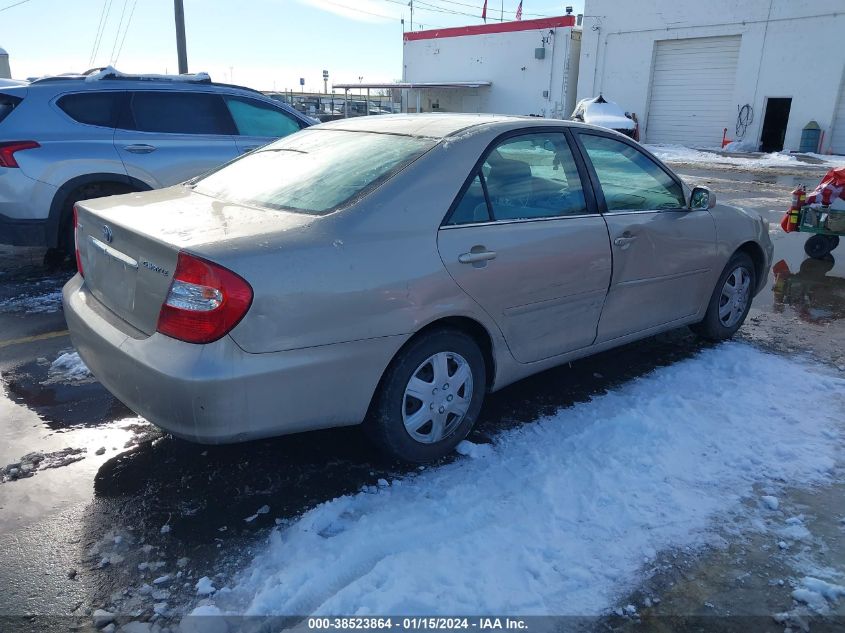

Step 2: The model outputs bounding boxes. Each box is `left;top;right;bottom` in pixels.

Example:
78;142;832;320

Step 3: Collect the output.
75;185;317;336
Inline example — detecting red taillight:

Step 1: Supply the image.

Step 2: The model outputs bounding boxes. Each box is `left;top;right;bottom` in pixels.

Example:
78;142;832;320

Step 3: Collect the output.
73;205;84;276
0;141;40;168
156;252;253;344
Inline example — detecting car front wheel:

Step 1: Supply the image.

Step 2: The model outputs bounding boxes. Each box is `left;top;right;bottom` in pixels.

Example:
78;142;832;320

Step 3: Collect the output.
365;329;486;463
691;252;756;341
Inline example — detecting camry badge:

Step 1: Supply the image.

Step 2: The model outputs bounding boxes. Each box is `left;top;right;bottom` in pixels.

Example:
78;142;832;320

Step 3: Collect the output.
101;224;113;243
142;261;170;277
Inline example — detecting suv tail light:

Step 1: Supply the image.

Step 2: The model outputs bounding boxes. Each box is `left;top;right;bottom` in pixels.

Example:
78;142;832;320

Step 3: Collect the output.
156;252;253;344
73;205;84;276
0;140;39;168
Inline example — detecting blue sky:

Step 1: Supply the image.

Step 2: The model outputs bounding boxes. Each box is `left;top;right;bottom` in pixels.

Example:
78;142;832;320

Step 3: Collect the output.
1;0;584;90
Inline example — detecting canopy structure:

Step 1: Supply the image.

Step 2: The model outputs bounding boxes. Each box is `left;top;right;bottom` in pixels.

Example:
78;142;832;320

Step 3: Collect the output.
331;81;492;116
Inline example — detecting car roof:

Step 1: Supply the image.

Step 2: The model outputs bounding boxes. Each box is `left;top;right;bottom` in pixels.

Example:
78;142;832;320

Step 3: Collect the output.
316;113;538;139
22;70;267;99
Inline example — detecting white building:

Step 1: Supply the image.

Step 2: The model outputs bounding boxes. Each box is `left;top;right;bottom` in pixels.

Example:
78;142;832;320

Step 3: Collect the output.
401;15;581;119
576;0;845;153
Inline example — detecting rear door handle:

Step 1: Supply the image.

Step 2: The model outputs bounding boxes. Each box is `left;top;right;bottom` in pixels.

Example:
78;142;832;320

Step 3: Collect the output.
240;146;260;153
614;235;637;249
123;144;157;154
458;250;497;264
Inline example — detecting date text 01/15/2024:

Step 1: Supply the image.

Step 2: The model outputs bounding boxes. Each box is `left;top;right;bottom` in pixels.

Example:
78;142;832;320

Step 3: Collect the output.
307;618;529;630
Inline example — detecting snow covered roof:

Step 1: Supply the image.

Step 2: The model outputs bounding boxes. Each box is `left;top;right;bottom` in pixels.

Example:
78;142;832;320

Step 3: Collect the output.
84;65;211;83
572;95;635;131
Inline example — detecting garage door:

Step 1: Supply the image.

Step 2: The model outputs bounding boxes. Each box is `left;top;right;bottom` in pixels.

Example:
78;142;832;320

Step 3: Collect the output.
646;36;741;146
830;75;845;155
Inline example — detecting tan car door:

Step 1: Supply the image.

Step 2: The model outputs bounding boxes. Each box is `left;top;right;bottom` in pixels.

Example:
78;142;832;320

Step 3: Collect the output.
574;132;717;342
437;131;612;364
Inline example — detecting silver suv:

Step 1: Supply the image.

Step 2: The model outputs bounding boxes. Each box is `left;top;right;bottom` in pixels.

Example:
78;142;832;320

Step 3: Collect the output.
0;70;314;258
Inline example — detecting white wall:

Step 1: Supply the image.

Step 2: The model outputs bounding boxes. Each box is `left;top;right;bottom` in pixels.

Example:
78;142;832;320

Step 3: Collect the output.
577;0;845;151
403;25;578;118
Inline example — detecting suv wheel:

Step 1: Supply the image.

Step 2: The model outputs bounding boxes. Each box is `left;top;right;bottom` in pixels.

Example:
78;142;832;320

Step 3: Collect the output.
50;182;135;267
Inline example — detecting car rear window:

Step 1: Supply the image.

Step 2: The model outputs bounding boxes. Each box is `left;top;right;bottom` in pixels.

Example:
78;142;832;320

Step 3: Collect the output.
128;91;233;135
193;129;435;215
0;93;22;125
57;92;124;127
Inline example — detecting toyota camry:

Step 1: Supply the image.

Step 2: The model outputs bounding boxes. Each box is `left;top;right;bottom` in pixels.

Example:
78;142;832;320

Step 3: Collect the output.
64;114;773;462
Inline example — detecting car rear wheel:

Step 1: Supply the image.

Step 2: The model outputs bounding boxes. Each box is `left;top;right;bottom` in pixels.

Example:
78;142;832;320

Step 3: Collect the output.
365;329;486;463
691;252;756;341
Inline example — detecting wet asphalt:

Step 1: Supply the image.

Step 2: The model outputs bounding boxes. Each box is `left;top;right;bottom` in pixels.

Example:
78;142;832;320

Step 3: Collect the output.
0;163;843;631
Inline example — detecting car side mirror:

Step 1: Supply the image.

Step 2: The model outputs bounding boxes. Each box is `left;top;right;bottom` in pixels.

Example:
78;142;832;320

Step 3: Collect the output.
690;186;716;210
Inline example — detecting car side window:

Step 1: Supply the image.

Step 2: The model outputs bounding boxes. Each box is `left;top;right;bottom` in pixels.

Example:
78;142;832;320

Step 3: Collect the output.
445;132;588;226
446;174;491;226
57;92;125;128
127;92;234;135
483;133;587;221
224;97;302;138
579;133;686;211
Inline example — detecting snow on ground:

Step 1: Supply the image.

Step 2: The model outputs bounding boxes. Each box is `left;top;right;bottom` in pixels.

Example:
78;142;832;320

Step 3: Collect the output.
44;350;92;384
646;144;844;170
0;287;63;314
187;343;844;619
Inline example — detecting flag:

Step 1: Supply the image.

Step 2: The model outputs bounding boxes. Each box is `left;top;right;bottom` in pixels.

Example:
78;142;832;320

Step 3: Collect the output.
515;1;522;20
482;0;487;22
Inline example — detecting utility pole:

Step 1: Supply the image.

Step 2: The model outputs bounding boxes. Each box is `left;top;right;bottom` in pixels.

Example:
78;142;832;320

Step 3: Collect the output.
409;0;413;31
500;1;504;22
174;0;188;74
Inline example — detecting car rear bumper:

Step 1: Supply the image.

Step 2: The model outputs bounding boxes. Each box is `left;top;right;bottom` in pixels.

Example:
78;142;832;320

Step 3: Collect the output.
0;168;58;246
63;274;406;443
0;212;48;246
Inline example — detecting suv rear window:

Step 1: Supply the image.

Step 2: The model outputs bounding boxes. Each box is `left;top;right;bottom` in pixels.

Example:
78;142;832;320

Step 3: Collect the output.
57;92;125;127
128;92;234;135
0;93;22;125
193;129;435;215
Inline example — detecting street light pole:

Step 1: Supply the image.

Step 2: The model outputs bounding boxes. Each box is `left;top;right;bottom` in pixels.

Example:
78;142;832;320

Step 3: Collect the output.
174;0;188;74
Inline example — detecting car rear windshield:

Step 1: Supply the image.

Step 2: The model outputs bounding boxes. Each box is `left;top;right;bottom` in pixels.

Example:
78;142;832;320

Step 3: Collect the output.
193;129;435;215
0;93;22;125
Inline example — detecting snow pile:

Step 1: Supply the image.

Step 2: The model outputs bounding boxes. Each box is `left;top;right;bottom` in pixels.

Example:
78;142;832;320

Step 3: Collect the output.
44;351;92;384
188;343;844;617
646;144;815;170
792;577;845;613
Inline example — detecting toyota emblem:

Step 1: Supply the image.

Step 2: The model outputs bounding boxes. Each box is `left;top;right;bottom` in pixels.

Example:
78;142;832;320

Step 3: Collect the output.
101;224;113;243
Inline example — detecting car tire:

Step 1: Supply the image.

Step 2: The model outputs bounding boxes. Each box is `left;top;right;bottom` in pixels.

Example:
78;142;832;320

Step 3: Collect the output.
804;234;838;260
691;252;756;342
365;329;486;463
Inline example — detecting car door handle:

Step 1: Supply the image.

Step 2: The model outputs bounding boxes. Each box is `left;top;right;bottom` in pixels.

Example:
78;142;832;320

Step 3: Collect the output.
458;250;497;264
614;235;637;249
123;144;157;154
241;146;260;153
